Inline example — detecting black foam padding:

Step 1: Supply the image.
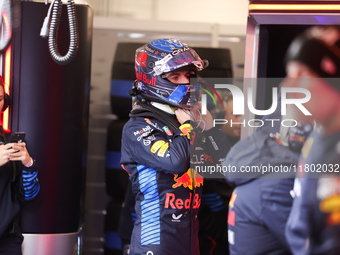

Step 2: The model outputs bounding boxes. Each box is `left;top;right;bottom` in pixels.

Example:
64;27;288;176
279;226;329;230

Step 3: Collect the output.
113;43;145;63
104;199;124;255
111;62;137;81
110;95;132;121
117;182;135;243
111;43;145;118
105;199;123;231
106;120;129;201
106;119;126;151
193;47;233;78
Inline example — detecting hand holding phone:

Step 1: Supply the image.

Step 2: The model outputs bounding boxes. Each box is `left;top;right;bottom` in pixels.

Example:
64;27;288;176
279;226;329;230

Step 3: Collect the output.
7;132;31;166
0;143;16;166
8;132;26;155
9;132;26;143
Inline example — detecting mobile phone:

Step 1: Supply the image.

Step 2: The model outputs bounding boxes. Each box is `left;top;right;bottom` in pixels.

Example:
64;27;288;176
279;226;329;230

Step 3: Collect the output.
9;132;26;143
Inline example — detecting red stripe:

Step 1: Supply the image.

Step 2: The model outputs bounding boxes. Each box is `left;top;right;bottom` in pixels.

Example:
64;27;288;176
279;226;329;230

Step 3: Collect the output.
207;235;217;255
121;164;130;176
201;82;223;106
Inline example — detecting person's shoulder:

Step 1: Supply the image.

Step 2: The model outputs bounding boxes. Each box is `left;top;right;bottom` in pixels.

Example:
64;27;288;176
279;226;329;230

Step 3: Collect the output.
124;116;160;127
122;116;161;138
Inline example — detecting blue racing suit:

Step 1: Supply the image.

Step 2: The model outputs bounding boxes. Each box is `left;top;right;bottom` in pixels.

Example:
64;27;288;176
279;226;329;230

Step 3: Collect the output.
224;127;298;255
285;130;340;255
120;103;229;255
223;96;299;255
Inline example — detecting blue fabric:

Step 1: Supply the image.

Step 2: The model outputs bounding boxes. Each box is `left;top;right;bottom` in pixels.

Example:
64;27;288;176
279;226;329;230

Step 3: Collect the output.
228;177;294;255
201;193;225;212
131;212;136;222
286;131;340;254
22;170;40;200
24;185;40;200
138;164;160;245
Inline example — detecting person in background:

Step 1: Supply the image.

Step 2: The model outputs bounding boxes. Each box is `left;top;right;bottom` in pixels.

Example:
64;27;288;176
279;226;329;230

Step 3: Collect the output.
284;25;340;254
0;75;40;255
220;94;241;146
198;95;235;255
120;39;229;255
224;94;310;255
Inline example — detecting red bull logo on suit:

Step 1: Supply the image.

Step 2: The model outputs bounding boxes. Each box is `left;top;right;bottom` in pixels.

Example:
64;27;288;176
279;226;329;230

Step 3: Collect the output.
172;169;204;190
163;169;203;209
164;169;203;209
165;193;201;209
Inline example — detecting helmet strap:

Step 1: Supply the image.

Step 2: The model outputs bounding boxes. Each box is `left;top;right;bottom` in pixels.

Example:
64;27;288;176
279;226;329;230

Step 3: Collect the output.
151;102;176;115
129;80;140;107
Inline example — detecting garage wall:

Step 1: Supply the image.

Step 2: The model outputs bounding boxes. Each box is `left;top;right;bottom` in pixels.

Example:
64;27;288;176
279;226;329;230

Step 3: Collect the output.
85;0;248;27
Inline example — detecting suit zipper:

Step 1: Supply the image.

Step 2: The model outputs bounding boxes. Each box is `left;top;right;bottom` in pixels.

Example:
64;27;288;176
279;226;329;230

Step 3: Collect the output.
189;168;196;255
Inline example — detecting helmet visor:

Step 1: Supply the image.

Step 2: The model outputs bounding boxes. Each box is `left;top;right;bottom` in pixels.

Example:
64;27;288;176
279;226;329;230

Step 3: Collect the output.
150;82;201;109
154;49;204;75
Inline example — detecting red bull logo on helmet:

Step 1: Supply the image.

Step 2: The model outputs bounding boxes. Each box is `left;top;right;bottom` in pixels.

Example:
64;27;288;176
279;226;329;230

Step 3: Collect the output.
136;51;147;67
172;169;204;190
136;72;157;86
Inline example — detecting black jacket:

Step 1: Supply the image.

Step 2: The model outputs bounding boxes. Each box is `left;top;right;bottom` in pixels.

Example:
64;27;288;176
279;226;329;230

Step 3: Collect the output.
0;133;39;238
